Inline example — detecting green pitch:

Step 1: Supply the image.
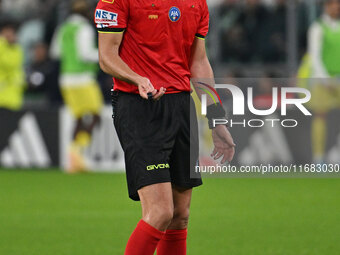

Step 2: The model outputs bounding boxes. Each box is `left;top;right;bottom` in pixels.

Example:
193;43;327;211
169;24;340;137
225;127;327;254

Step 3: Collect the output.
0;170;340;255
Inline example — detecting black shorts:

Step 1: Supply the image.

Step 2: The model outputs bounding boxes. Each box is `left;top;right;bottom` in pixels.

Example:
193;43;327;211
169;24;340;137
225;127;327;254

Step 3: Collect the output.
112;91;202;201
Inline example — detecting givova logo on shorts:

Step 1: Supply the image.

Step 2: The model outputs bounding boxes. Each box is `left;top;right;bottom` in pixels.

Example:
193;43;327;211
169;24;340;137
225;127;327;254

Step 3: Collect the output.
147;163;170;171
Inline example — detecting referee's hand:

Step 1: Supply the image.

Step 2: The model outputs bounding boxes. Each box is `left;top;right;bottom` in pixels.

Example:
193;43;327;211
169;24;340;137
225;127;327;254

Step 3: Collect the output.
137;77;166;100
211;125;236;164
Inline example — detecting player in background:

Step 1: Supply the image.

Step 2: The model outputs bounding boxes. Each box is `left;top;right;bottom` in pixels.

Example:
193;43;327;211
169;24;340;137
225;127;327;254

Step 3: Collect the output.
0;21;25;111
51;0;103;173
95;0;235;254
304;0;340;164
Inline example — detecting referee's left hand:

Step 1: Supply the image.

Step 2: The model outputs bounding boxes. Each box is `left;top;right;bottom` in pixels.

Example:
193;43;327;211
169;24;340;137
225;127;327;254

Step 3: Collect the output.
152;87;167;101
137;77;166;100
211;125;235;164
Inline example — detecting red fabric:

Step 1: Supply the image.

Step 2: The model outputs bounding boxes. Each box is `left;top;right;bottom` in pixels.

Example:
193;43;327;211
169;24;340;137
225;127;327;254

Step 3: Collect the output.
124;220;165;255
95;0;210;94
157;229;188;255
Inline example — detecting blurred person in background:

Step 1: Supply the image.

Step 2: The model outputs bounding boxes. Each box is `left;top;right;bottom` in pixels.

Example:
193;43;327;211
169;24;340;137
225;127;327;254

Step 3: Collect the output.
0;0;40;21
26;42;61;105
237;0;269;62
219;0;246;62
18;10;45;66
260;0;286;63
50;0;103;173
0;21;25;111
299;0;340;164
220;0;270;63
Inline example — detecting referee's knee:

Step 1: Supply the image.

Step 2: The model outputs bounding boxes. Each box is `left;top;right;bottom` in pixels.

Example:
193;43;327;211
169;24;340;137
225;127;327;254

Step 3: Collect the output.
143;204;174;230
170;208;190;229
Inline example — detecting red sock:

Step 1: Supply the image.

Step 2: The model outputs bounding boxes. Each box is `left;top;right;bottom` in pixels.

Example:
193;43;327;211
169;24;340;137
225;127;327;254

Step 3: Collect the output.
124;220;165;255
157;229;187;255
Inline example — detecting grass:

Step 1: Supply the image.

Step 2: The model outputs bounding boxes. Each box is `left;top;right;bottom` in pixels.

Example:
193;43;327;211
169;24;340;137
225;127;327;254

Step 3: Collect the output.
0;170;340;254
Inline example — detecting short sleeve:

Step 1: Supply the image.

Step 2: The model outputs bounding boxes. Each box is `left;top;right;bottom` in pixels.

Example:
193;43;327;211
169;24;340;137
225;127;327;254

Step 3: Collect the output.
94;0;129;33
196;0;209;39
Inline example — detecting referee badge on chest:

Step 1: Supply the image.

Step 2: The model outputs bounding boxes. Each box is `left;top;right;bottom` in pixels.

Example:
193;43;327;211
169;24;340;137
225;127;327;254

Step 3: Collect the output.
169;6;181;22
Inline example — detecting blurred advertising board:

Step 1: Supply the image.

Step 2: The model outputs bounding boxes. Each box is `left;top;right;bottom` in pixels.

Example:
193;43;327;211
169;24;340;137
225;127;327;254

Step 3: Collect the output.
0;109;58;168
1;106;339;171
0;106;125;172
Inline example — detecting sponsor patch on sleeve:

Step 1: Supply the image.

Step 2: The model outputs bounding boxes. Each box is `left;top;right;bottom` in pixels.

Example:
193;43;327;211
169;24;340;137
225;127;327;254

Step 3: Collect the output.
95;9;118;26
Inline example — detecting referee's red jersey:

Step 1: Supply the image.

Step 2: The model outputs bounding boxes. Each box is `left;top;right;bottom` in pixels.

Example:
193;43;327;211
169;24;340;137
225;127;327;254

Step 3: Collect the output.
94;0;209;94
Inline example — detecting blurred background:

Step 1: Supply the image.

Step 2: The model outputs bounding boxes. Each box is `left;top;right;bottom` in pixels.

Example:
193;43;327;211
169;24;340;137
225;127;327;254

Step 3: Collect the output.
1;0;340;171
1;1;340;255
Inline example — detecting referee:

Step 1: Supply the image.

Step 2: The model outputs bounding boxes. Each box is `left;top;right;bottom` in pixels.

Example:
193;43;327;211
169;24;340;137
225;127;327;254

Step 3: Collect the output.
95;0;235;254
